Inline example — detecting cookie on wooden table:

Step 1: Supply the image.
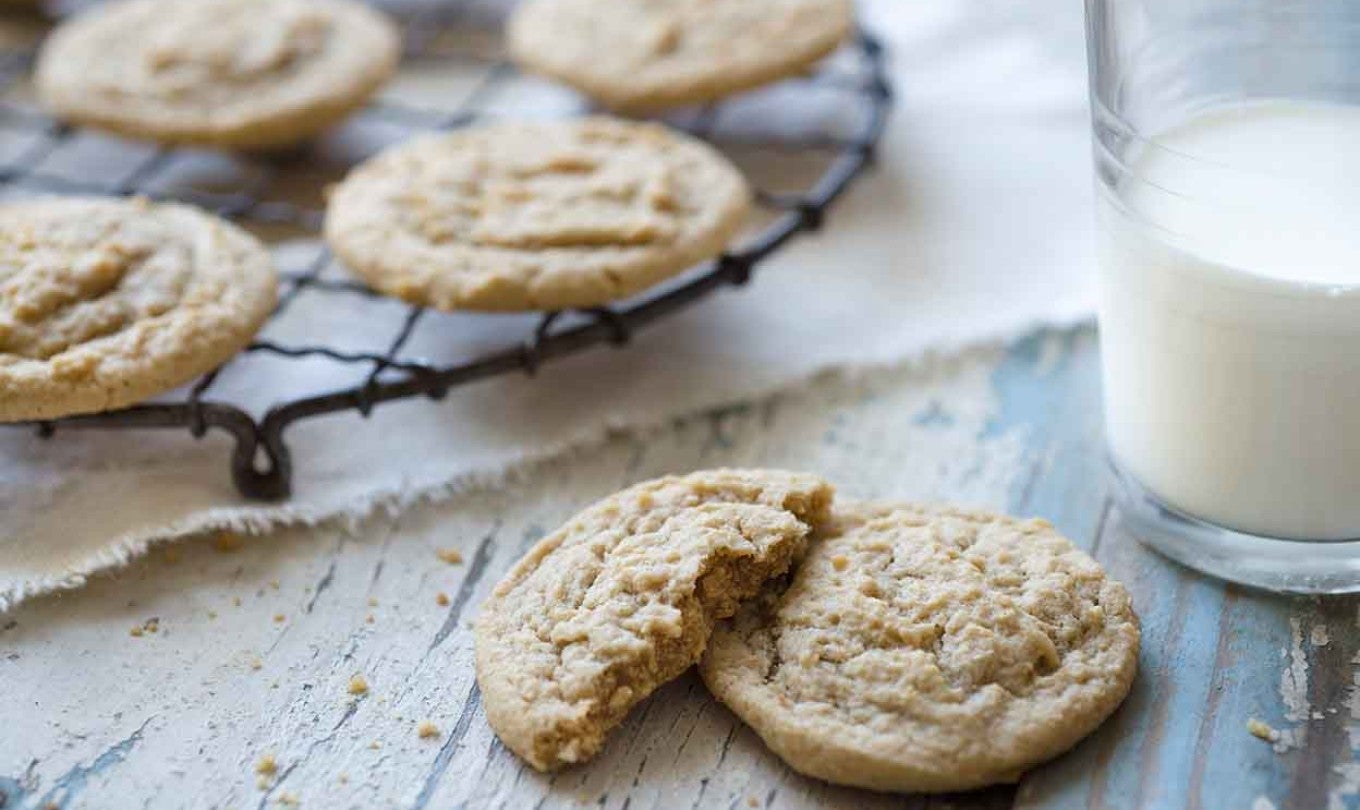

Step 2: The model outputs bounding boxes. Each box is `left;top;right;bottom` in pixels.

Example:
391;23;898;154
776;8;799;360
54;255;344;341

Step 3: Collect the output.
700;502;1140;793
34;0;400;149
508;0;854;112
325;117;751;311
474;469;834;771
0;197;277;422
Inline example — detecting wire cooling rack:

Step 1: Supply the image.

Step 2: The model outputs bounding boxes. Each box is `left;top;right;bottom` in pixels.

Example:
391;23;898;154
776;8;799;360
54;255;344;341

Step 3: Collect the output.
0;5;892;500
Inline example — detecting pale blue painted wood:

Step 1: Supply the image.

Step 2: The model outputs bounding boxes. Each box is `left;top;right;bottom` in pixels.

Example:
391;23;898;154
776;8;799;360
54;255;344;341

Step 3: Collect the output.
987;326;1358;810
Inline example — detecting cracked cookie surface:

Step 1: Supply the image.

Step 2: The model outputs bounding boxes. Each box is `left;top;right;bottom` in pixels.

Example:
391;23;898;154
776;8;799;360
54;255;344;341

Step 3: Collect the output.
0;197;277;422
474;469;833;771
35;0;399;148
509;0;854;112
325;117;751;311
700;502;1140;793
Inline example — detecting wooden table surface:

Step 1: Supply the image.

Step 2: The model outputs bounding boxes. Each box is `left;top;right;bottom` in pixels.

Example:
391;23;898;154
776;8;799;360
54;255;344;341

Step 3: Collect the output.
1;326;1351;810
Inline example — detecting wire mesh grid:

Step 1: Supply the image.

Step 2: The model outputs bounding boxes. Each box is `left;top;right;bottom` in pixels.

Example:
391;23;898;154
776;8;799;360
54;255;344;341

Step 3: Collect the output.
0;4;892;500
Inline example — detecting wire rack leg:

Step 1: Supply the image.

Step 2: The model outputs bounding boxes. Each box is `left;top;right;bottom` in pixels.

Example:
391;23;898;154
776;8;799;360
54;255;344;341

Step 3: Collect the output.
233;416;292;501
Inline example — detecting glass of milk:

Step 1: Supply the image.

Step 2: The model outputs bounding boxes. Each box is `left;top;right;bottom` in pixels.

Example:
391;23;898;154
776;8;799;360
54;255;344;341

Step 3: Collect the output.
1088;0;1360;592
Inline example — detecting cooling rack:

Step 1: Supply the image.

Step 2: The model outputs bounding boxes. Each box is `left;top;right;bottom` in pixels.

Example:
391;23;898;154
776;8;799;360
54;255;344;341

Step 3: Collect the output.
0;5;892;500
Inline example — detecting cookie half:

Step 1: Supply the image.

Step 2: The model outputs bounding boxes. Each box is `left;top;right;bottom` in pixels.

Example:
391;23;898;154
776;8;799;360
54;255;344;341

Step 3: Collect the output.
474;469;834;771
35;0;399;149
700;503;1140;793
509;0;854;112
0;197;277;422
325;117;751;312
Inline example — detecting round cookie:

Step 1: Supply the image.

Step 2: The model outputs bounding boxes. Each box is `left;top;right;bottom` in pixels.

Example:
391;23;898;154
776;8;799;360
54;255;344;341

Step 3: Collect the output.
474;469;834;771
508;0;854;112
0;197;277;422
325;117;751;312
700;503;1140;793
34;0;399;149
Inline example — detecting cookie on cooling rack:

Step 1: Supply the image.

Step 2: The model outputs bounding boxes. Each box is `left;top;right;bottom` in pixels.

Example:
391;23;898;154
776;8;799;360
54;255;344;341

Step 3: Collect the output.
0;197;277;422
475;469;834;771
324;117;751;312
700;502;1140;793
34;0;400;149
508;0;854;112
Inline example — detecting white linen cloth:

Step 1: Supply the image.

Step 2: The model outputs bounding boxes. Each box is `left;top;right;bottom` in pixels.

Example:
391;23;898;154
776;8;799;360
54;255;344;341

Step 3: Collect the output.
0;0;1095;609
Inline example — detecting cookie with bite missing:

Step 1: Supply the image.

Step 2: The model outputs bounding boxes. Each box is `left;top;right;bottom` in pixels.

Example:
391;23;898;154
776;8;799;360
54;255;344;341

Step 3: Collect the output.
474;469;833;771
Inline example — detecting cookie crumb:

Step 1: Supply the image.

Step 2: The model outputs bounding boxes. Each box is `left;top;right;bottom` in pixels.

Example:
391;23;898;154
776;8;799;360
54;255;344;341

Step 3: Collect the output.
269;580;281;590
436;548;464;565
277;791;300;806
348;675;369;696
273;613;286;624
367;597;379;607
1247;718;1280;743
249;657;263;671
129;625;144;638
368;740;381;750
208;610;218;620
337;773;349;785
256;775;272;790
747;798;760;808
255;753;278;776
417;720;440;739
436;592;450;607
232;596;243;607
212;531;246;553
830;555;849;571
365;614;375;625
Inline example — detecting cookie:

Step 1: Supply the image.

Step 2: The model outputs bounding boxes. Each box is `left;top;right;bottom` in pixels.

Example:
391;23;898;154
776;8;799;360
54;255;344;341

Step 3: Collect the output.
508;0;854;112
325;117;751;311
34;0;399;149
474;469;834;771
0;197;277;422
700;503;1140;793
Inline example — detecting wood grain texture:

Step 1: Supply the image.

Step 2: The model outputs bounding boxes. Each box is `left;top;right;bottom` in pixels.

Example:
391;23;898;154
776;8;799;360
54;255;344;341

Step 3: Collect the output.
1;326;1356;809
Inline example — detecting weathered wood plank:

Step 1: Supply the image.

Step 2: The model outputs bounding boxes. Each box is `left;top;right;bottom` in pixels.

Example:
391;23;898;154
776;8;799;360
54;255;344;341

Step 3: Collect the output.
3;326;1357;809
1;340;1024;809
1007;331;1360;810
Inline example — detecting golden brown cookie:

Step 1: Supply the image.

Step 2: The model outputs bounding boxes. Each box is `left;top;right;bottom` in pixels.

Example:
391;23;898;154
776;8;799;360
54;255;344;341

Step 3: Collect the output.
0;197;277;422
508;0;854;112
35;0;400;149
473;469;833;771
324;117;751;311
700;503;1140;793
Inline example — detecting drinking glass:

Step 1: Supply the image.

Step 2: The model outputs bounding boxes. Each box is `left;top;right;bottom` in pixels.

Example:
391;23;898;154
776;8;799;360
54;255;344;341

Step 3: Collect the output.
1087;0;1360;592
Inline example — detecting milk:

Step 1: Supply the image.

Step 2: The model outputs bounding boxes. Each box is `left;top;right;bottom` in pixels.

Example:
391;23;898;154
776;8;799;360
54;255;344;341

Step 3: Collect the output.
1099;100;1360;540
